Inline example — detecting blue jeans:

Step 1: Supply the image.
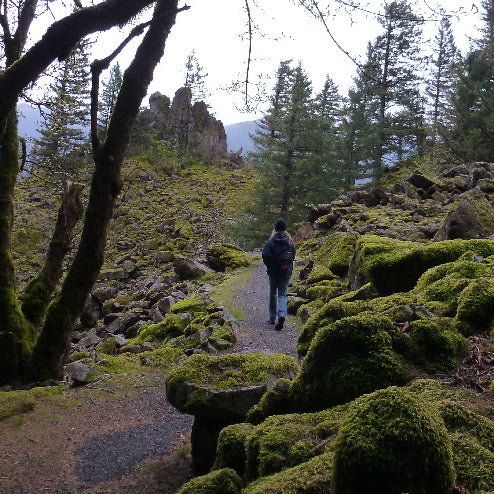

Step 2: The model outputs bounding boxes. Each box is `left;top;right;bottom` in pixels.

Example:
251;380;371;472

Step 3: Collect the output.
269;276;290;321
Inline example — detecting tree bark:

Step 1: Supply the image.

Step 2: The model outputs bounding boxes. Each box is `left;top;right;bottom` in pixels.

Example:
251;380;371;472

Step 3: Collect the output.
28;0;179;381
21;181;84;330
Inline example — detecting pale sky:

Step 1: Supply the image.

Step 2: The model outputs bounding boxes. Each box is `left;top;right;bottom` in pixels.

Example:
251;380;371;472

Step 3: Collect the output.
34;0;485;126
138;0;482;125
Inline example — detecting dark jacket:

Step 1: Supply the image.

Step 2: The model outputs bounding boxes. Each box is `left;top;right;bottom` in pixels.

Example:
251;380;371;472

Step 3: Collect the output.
262;231;296;279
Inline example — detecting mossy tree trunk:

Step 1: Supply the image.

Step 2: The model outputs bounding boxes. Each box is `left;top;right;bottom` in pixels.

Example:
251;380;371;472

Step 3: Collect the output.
28;0;179;381
0;0;179;385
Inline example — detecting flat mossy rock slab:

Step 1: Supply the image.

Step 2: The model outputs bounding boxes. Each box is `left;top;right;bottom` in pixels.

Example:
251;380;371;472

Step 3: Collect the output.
166;353;299;421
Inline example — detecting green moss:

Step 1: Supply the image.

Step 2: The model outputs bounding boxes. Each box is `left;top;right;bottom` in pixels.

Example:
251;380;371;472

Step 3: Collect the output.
176;468;242;494
213;422;255;476
245;407;345;481
310;233;358;277
0;385;63;422
306;265;337;284
332;386;455;494
407;319;468;372
456;277;494;335
452;433;494;491
290;314;408;412
305;281;344;303
170;295;207;314
166;353;299;409
243;453;333;494
350;235;494;295
206;243;254;272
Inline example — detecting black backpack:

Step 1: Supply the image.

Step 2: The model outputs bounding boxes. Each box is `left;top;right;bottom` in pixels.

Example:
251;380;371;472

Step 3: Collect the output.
271;239;293;276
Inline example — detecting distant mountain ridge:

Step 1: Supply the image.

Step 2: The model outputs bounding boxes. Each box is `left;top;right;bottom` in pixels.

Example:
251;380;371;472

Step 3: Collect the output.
225;120;258;155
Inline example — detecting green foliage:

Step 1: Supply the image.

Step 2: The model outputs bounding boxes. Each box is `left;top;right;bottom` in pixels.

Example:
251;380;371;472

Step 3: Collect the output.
332;386;455;494
32;39;91;180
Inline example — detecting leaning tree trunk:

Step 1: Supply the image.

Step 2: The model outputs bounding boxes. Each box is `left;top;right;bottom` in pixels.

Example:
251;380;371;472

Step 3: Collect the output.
21;181;85;330
28;0;180;381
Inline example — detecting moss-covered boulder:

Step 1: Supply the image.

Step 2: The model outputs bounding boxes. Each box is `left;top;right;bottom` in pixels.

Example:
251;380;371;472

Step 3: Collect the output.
206;243;254;272
349;234;494;295
332;386;455;494
435;188;494;241
243;453;333;493
213;422;255;477
176;468;243;494
166;352;299;420
288;314;409;413
245;406;348;481
166;352;299;475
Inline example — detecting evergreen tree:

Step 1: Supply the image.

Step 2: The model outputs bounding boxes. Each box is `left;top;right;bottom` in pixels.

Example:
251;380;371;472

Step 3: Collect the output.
184;50;208;103
446;0;494;161
303;75;347;199
248;62;348;245
32;39;91;180
354;0;424;183
99;62;123;134
426;15;459;142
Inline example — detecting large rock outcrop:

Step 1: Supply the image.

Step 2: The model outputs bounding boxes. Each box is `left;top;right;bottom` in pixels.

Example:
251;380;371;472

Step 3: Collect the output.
133;88;227;162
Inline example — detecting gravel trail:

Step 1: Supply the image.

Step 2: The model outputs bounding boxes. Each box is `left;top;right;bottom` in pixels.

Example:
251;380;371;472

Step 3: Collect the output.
230;260;299;357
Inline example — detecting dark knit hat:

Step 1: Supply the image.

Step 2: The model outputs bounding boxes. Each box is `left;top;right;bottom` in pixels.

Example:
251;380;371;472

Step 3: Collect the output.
274;218;287;231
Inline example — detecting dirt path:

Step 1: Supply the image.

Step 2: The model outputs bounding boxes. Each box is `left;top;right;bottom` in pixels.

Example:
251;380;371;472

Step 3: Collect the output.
0;263;300;494
231;260;299;357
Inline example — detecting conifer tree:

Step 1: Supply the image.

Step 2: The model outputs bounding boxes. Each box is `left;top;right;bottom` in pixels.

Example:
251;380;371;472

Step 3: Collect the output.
184;49;209;103
352;0;424;183
99;62;123;134
446;0;494;161
32;39;91;180
426;15;459;142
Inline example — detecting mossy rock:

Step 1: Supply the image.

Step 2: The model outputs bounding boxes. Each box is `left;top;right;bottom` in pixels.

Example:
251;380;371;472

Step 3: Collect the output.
451;433;494;491
332;386;455;494
213;422;255;477
306;265;337;284
170;295;207;314
413;259;491;316
350;234;494;295
310;232;358;277
166;353;299;419
176;468;242;494
455;277;494;335
206;243;254;272
407;319;468;372
245;406;347;482
290;314;408;412
243;453;333;494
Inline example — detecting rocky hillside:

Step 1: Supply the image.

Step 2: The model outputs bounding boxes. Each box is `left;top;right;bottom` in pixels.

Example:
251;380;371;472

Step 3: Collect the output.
8;158;494;493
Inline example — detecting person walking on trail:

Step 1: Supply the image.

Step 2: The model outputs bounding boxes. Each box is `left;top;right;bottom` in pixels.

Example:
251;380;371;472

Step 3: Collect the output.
262;218;296;330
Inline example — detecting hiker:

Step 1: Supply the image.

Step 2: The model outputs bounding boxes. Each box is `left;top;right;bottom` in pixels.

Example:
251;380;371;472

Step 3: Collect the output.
262;218;296;330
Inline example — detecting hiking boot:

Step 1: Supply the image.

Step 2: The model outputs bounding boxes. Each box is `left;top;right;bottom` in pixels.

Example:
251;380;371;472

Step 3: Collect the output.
275;316;285;330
